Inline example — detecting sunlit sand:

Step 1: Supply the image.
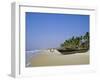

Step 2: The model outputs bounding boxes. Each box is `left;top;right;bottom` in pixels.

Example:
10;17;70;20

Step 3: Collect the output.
26;50;89;67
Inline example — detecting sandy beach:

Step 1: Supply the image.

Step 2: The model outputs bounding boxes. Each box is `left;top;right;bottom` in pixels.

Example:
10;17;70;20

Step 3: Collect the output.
26;50;89;67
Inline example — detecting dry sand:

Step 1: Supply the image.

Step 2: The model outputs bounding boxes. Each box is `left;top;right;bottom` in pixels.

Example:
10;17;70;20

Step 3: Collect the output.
29;50;89;67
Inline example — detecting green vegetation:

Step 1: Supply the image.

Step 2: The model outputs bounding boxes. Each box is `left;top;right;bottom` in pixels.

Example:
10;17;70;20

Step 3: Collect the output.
58;32;89;55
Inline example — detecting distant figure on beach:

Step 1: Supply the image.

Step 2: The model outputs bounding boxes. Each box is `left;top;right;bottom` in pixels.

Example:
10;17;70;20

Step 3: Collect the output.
50;48;54;53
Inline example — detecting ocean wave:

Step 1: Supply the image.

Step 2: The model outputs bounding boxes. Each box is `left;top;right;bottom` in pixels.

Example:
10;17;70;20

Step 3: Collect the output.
26;50;41;54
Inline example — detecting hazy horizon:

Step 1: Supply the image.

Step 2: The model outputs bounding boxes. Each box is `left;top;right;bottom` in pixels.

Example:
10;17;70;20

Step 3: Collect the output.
26;12;89;51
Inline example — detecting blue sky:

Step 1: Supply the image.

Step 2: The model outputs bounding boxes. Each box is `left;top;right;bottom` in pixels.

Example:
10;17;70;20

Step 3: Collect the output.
26;12;89;51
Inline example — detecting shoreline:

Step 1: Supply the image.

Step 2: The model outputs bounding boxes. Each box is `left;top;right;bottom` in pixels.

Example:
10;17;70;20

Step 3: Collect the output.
26;50;89;67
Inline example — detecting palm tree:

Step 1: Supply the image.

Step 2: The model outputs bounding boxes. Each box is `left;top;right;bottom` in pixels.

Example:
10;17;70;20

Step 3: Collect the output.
83;32;89;41
81;32;89;49
75;37;80;49
60;32;89;50
85;32;89;49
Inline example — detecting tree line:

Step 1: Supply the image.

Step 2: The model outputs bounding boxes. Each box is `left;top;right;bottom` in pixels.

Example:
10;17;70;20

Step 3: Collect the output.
60;32;89;50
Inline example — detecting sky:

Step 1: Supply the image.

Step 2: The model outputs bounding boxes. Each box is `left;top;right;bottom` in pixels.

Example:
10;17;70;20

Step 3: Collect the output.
26;12;89;51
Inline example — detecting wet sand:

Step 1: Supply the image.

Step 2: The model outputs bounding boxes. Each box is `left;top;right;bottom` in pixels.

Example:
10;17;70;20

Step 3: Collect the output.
29;51;89;67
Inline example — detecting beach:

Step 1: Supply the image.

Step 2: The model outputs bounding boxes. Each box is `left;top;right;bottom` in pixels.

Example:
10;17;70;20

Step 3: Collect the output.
26;50;89;67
